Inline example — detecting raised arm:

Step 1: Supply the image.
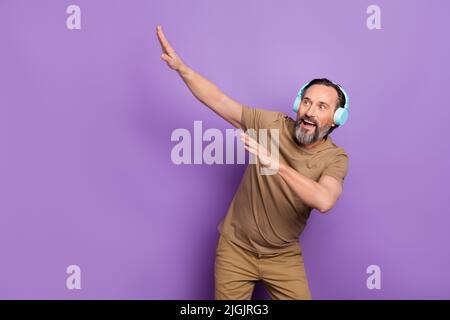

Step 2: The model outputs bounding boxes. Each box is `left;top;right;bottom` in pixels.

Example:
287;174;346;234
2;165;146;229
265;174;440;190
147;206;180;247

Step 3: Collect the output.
156;25;243;128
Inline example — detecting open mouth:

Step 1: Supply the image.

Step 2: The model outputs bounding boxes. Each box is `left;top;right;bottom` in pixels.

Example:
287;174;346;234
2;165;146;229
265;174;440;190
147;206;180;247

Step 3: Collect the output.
301;119;317;130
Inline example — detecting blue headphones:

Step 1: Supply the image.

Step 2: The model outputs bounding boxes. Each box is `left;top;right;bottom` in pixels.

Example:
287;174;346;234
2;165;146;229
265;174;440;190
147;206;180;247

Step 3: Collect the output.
292;81;349;126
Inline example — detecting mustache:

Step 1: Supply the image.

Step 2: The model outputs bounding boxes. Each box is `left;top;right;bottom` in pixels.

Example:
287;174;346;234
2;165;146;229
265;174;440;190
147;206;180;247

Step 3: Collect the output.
296;116;318;127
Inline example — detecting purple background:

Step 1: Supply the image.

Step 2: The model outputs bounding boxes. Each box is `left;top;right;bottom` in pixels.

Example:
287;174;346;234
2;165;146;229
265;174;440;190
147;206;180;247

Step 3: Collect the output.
1;0;449;299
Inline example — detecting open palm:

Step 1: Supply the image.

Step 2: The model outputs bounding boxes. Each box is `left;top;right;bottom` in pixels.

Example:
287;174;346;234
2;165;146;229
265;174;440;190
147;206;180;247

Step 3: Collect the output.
240;132;279;171
156;25;185;71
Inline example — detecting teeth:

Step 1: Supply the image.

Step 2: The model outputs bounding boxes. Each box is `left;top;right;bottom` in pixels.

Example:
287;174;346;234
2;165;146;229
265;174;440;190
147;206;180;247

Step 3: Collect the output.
304;120;315;125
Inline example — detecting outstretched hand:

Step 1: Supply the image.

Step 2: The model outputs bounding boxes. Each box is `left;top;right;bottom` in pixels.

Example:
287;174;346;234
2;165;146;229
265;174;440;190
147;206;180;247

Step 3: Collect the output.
156;25;185;71
240;132;280;172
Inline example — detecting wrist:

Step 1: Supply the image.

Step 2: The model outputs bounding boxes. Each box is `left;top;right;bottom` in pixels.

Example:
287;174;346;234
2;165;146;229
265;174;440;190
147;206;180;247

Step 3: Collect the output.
277;161;288;176
177;63;191;76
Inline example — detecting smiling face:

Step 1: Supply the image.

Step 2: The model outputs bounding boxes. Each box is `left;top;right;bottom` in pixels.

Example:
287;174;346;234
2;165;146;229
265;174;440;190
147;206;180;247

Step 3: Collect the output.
294;84;339;147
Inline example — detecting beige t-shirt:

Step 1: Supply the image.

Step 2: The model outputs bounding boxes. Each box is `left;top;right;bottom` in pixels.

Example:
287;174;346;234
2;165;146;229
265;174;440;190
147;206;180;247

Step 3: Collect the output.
218;105;349;254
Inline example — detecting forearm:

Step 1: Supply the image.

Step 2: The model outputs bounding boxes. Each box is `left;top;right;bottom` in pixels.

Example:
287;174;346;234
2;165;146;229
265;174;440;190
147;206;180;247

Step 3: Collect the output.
177;64;224;107
278;163;332;213
177;64;241;127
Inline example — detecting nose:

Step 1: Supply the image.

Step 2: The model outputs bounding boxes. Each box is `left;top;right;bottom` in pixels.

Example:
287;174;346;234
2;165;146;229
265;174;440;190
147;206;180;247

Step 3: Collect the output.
305;104;317;118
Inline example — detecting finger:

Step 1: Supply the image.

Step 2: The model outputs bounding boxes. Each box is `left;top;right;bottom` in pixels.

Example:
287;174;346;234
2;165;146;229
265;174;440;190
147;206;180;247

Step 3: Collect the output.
160;53;171;63
240;132;252;141
242;140;263;158
240;132;255;142
156;28;170;54
156;25;175;55
240;137;258;152
240;132;256;145
245;136;260;150
240;135;248;144
245;145;258;156
243;144;253;153
244;146;258;158
241;133;260;149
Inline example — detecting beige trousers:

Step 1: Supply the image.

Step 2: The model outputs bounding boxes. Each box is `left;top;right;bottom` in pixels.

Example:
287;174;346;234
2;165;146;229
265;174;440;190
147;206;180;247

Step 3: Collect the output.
214;235;312;300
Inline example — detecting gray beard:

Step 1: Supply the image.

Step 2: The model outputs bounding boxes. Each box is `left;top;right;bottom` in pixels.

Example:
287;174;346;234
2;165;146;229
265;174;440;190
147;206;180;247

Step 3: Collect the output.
294;119;331;145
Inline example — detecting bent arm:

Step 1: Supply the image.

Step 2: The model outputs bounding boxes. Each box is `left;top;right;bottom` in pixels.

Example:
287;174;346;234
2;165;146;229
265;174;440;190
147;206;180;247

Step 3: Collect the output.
240;130;346;214
278;163;343;213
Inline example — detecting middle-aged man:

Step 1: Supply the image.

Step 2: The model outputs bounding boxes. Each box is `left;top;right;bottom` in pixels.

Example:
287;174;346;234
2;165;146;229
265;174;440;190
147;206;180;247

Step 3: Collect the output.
157;25;349;300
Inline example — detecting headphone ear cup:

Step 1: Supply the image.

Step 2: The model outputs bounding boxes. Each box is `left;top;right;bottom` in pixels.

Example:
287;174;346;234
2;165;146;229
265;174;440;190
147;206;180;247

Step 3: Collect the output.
334;107;349;126
293;95;301;113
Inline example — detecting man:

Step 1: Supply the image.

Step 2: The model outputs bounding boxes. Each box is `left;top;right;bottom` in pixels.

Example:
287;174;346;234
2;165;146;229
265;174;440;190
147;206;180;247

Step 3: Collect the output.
156;25;349;300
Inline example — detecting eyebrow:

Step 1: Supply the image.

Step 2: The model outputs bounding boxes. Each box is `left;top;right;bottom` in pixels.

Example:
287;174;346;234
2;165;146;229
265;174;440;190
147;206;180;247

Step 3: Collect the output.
303;96;331;108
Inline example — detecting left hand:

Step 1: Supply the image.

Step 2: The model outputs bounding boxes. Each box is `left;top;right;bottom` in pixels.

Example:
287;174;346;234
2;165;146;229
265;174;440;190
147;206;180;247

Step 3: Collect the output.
240;132;279;171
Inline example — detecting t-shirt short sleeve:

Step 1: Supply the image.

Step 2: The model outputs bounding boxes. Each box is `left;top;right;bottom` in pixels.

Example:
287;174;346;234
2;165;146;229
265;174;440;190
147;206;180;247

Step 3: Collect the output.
240;104;281;131
320;151;349;183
